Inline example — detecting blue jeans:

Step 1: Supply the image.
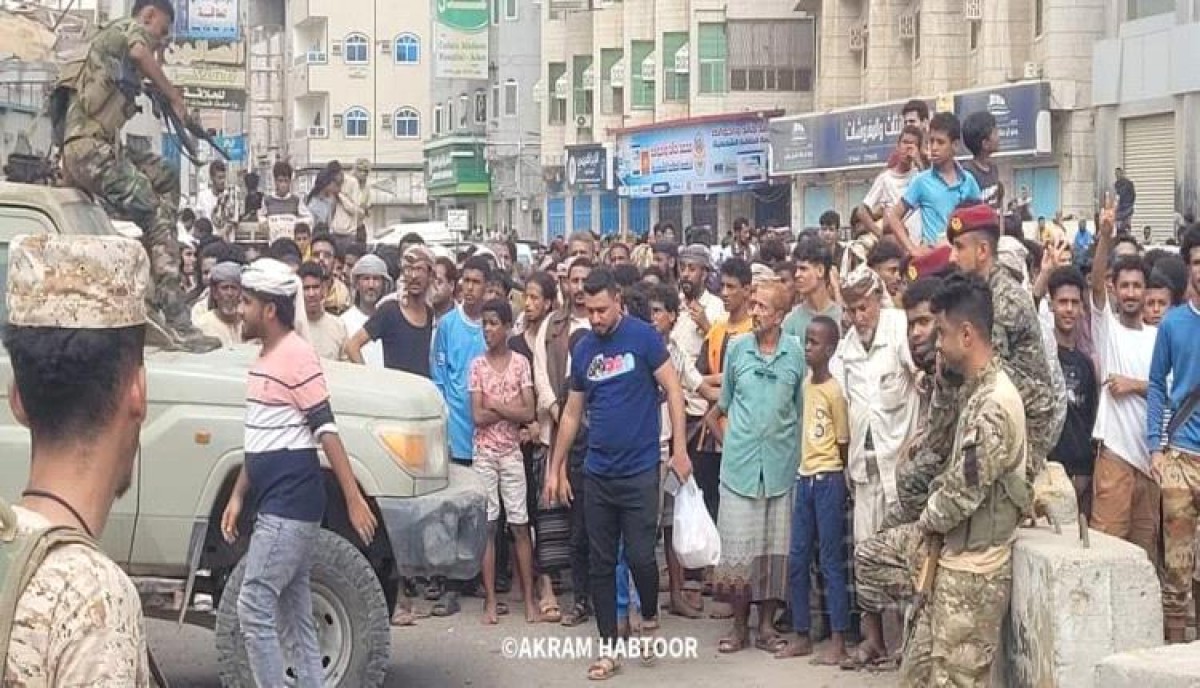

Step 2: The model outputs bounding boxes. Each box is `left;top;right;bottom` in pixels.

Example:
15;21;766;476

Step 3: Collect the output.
789;472;850;634
237;513;323;688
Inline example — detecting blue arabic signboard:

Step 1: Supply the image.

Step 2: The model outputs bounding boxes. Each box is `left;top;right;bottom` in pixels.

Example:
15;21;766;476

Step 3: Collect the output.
616;116;770;198
172;0;240;41
769;82;1049;175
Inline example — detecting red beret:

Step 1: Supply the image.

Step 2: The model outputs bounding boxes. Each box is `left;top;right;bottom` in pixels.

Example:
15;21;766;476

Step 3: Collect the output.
946;203;1000;242
907;244;953;280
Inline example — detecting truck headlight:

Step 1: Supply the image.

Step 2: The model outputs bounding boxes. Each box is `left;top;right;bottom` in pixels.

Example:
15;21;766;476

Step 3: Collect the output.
371;421;446;478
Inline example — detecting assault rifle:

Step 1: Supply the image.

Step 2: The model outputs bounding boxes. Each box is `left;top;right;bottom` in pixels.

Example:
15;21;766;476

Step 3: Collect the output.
141;81;232;165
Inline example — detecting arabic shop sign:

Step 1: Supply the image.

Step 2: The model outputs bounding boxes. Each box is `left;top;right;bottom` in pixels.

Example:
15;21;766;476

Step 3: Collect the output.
615;116;770;198
172;0;239;41
566;144;609;190
165;64;245;88
769;81;1050;175
180;85;246;111
434;0;489;79
424;141;491;196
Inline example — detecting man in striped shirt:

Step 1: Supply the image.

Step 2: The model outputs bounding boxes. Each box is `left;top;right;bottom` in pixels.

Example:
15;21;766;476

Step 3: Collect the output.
220;258;377;687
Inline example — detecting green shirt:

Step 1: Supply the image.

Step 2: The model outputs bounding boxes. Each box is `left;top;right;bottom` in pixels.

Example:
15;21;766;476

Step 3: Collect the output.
64;18;156;142
717;330;807;499
782;300;844;343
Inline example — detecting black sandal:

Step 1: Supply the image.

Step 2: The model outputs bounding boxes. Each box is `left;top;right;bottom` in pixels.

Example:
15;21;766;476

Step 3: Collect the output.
561;601;592;627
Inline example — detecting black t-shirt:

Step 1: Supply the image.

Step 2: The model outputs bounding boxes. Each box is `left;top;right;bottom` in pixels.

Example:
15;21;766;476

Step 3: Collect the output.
963;159;1002;212
363;300;432;378
1051;346;1099;476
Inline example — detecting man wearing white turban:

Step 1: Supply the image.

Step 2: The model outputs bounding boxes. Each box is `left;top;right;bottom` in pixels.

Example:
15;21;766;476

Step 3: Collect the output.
194;261;244;348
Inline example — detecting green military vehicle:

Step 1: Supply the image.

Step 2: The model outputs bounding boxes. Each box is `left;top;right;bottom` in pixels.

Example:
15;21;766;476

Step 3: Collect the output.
0;181;488;686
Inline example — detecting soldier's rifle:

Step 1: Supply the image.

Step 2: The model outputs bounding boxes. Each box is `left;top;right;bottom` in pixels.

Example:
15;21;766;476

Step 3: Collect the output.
902;532;943;652
140;81;232;165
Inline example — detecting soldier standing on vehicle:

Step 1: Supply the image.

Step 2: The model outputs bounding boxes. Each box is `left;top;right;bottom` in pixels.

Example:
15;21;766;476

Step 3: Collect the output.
900;273;1030;687
220;257;377;687
2;234;153;686
53;0;219;353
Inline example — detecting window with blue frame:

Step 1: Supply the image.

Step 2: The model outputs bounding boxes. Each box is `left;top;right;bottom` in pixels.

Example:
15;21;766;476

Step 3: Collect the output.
629;197;651;236
344;107;369;138
394;34;420;64
344;33;369;64
394;107;419;138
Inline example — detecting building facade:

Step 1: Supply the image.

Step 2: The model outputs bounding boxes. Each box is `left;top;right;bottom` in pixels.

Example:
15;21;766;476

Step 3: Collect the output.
484;0;542;241
774;0;1103;230
1093;0;1199;241
540;0;817;241
287;0;431;229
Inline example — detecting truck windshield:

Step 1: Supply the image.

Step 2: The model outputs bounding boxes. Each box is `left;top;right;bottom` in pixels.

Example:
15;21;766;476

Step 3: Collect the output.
61;200;121;236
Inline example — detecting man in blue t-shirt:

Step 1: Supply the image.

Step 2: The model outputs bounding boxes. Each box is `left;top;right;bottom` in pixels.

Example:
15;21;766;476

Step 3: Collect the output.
431;255;490;464
546;267;691;679
886;111;982;255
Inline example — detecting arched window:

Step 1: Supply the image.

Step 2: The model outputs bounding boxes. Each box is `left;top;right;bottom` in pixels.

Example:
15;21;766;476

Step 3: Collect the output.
344;106;369;138
394;107;420;138
394;33;420;64
344;33;369;64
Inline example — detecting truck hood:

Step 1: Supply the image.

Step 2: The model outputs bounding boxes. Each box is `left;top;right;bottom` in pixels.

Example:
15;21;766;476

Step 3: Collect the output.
146;346;445;420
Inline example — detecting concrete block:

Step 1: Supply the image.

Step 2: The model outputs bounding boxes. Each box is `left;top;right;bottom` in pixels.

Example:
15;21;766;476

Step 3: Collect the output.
993;526;1163;688
1096;642;1200;687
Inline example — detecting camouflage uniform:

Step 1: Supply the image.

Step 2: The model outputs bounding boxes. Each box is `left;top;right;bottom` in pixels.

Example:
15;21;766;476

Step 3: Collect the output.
987;266;1066;481
1160;449;1200;631
3;234;152;687
900;358;1031;687
55;18;200;342
4;507;150;687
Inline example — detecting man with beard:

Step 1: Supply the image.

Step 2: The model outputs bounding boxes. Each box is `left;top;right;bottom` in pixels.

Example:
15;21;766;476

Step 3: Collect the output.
221;258;376;686
346;248;434;377
432;257;458;324
309;233;352;316
948;201;1065;484
900;272;1030;686
340;254;393;368
534;256;594;627
195;261;244;347
3;235;153;685
843;276;953;670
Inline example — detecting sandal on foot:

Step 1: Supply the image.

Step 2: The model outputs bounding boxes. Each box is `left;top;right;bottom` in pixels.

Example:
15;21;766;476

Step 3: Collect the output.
839;645;884;671
430;596;461;617
496;601;509;616
562;602;592;627
717;633;749;654
754;633;788;653
587;656;621;681
540;602;562;623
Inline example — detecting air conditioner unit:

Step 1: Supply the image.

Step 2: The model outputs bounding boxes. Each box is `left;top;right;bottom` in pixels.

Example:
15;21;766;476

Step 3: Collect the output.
381;114;392;130
331;41;343;56
674;45;690;74
332;114;344;128
306;50;327;64
378;40;390;55
1023;61;1042;79
575;114;593;129
308;125;327;138
898;13;916;40
849;25;865;52
964;0;983;20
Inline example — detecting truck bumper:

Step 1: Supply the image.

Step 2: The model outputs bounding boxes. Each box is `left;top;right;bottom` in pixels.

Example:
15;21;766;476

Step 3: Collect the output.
376;464;488;580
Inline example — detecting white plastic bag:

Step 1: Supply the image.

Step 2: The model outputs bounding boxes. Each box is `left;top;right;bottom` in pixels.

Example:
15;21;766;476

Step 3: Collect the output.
672;477;721;569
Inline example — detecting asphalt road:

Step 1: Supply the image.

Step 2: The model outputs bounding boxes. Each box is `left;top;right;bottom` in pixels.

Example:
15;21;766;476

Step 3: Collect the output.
149;594;901;687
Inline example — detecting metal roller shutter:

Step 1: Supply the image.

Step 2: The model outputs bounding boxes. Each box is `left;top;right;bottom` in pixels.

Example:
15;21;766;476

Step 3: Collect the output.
1122;114;1176;242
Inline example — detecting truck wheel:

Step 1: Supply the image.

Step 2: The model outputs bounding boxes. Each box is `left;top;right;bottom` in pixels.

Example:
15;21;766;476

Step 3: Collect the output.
214;529;390;687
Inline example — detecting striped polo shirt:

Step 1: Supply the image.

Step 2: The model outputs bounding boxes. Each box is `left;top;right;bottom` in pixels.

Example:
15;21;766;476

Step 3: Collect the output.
245;331;337;522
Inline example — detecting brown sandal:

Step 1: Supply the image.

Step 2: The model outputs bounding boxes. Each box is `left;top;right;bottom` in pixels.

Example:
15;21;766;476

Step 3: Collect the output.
587;656;621;681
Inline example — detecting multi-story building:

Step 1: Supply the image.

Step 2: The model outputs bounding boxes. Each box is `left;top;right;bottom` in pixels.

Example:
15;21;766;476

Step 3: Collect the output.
540;0;817;240
772;0;1103;228
1092;0;1197;240
484;0;542;241
287;0;431;229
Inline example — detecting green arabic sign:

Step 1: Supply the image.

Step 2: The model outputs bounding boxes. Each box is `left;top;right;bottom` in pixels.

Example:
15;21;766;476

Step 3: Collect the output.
435;0;488;32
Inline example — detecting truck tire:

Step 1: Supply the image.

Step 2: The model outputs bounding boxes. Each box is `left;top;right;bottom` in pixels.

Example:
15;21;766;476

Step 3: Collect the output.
214;529;390;687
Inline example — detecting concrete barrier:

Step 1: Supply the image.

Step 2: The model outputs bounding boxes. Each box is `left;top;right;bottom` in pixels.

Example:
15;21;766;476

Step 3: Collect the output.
992;526;1163;688
1096;642;1200;687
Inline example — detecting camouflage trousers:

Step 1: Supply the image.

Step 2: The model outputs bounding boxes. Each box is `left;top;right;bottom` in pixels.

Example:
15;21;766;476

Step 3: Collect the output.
899;560;1012;688
854;522;922;615
62;137;186;319
1160;449;1200;631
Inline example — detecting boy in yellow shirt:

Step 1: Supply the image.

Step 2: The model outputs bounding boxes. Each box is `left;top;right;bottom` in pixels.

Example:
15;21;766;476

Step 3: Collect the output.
775;315;851;664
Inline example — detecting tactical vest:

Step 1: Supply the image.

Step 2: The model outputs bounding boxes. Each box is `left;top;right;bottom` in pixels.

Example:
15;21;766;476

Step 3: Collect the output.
54;19;143;143
0;499;100;671
943;461;1032;555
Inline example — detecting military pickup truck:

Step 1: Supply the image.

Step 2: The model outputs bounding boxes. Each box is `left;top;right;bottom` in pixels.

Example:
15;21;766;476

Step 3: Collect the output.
0;181;488;686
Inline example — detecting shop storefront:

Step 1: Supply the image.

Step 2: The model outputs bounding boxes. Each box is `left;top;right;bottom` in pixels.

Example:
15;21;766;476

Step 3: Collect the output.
769;82;1079;231
611;111;788;241
425;137;491;236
